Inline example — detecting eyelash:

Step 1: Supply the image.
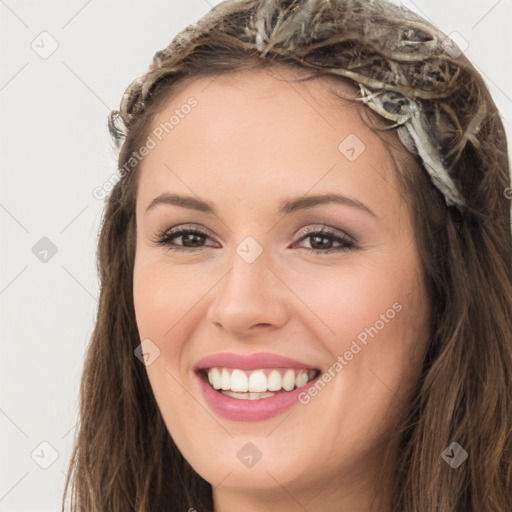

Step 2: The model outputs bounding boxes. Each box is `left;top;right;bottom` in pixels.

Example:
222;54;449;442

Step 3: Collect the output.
151;224;356;255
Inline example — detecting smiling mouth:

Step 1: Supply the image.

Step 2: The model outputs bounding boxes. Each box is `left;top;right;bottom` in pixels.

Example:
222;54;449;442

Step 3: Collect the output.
199;367;321;400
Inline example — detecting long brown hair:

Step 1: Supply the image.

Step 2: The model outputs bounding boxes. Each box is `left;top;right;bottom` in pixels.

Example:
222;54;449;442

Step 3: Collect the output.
62;1;512;510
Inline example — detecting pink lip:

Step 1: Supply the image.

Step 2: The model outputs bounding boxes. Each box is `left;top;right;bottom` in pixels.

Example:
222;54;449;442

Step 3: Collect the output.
193;352;321;422
195;370;321;422
194;352;319;371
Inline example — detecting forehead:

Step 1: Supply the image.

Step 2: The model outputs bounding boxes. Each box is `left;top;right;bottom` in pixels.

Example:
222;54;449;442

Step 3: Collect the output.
136;67;411;220
149;66;362;130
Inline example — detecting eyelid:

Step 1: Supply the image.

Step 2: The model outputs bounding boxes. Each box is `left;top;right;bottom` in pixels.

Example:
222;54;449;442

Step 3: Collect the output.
165;223;217;239
160;223;354;242
292;224;356;244
149;223;217;251
153;222;357;253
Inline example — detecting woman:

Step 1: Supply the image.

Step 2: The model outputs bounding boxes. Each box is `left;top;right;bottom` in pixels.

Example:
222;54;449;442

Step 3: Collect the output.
62;0;512;510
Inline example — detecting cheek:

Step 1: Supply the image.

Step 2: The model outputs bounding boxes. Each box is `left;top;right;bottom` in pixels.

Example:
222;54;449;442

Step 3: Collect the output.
294;265;428;444
130;242;431;487
289;257;413;343
133;257;207;342
132;258;205;436
292;254;429;401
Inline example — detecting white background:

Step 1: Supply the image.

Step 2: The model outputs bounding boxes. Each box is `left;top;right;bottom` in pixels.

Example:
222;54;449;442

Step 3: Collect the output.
1;0;511;510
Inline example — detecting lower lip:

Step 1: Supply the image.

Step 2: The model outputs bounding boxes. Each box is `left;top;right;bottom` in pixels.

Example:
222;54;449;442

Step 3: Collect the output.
195;371;320;421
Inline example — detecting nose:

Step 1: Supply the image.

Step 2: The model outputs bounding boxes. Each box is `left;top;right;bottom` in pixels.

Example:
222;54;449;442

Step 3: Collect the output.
206;246;290;337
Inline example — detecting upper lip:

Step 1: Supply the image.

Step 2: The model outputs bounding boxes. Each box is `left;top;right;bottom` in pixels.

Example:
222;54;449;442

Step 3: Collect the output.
194;352;320;371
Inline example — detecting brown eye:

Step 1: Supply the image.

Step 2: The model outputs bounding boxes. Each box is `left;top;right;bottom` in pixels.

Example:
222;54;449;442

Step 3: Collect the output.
170;230;208;248
152;226;217;252
293;227;356;255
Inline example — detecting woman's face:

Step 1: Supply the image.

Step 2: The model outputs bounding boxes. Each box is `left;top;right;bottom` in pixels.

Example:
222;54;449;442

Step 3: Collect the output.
133;68;431;509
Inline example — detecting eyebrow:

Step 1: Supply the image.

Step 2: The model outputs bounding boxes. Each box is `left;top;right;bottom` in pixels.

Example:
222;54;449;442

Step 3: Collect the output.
145;192;377;218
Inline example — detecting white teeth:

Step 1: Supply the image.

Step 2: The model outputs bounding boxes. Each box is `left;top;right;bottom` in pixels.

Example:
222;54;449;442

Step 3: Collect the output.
222;390;275;400
221;368;231;390
205;367;318;394
210;368;222;390
295;372;308;388
282;369;295;391
267;369;282;391
231;369;248;392
248;370;268;392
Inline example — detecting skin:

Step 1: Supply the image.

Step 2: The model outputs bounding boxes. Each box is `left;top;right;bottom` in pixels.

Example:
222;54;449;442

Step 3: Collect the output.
132;67;431;512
